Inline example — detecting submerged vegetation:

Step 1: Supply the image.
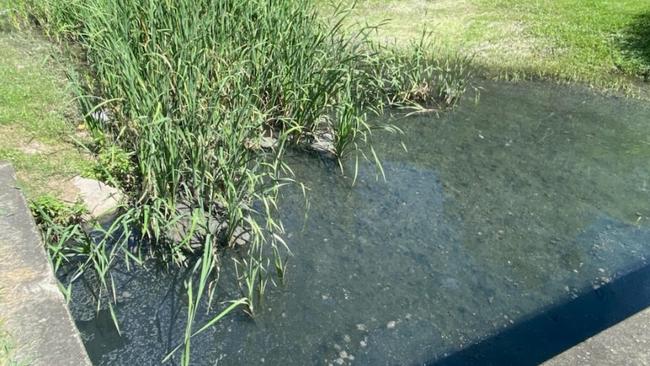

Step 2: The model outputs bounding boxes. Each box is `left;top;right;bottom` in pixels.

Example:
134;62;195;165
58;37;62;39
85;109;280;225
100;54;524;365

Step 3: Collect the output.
10;0;472;363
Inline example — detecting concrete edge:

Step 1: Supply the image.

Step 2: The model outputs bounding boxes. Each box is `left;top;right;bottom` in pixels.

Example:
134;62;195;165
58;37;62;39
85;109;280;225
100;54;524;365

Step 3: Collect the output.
0;162;91;366
543;306;650;365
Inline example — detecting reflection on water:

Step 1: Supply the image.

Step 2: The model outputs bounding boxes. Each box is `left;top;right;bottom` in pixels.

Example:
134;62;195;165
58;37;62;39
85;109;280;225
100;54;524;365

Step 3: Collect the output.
67;81;650;365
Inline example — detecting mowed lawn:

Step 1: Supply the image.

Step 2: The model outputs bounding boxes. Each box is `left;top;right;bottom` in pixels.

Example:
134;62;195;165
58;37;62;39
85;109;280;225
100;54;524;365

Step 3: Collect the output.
335;0;650;94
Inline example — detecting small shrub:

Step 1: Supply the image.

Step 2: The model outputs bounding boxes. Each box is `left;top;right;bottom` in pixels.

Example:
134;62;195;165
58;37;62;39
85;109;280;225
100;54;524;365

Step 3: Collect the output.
29;194;85;227
94;144;136;189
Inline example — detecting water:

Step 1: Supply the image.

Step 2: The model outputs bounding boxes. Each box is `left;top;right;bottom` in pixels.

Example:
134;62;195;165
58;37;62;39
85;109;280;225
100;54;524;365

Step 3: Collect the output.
67;81;650;365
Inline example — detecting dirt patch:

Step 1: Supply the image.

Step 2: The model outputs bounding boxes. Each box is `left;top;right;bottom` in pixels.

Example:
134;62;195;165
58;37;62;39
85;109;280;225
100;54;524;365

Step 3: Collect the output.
17;140;50;155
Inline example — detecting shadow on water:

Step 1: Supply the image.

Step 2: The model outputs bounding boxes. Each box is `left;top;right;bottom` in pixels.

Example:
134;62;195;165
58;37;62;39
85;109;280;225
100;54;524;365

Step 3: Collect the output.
619;12;650;79
429;262;650;366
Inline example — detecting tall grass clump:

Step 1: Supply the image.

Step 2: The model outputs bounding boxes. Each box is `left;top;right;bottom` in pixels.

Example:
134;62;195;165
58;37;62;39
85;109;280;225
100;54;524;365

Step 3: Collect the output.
14;0;473;363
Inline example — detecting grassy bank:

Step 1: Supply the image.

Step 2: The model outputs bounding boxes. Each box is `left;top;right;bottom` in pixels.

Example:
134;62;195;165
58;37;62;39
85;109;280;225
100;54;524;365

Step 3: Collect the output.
340;0;650;95
11;0;472;363
0;11;93;200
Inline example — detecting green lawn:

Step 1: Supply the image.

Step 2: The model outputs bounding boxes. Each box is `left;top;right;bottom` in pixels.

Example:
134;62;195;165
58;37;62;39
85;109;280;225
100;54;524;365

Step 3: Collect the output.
0;9;93;200
337;0;650;95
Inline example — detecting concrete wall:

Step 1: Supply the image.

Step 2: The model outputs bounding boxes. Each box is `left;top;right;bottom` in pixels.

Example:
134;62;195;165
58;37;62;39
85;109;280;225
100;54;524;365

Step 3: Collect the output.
0;162;91;365
543;306;650;366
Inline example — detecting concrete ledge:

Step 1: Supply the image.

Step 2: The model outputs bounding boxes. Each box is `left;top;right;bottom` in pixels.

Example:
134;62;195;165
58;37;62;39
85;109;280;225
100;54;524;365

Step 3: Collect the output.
0;162;91;365
543;307;650;366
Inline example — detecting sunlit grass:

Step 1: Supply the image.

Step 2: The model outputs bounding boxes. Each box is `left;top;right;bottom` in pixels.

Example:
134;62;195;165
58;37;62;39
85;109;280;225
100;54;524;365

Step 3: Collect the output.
335;0;650;96
0;7;94;199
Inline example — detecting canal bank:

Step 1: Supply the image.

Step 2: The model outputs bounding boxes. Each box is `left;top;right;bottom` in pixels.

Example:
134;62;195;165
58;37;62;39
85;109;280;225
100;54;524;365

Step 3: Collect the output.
0;162;90;366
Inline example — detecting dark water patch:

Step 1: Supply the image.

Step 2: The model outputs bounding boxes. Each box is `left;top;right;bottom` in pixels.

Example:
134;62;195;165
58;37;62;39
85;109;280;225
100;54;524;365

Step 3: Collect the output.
65;81;650;365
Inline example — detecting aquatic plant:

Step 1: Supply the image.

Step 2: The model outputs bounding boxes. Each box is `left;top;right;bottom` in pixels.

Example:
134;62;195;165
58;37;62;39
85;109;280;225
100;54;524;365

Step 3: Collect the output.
14;0;473;363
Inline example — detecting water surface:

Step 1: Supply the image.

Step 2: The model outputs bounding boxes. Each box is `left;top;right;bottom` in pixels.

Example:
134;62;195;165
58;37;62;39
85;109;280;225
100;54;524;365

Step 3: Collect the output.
68;81;650;365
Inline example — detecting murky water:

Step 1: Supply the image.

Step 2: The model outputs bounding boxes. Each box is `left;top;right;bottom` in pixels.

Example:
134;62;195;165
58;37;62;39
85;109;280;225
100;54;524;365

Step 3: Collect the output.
67;81;650;365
